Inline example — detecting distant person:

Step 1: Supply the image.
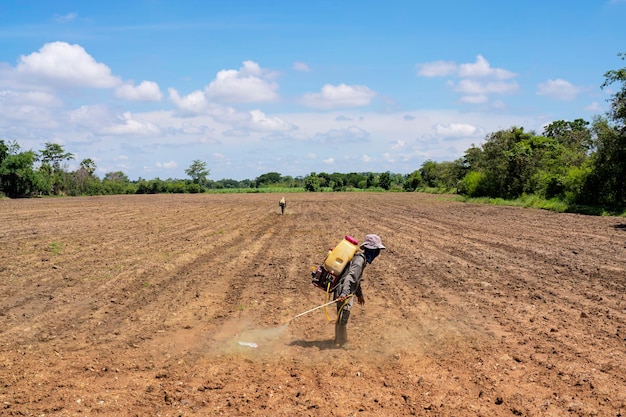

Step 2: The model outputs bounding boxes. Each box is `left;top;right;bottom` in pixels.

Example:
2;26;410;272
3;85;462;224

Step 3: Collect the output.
279;197;286;215
334;234;385;348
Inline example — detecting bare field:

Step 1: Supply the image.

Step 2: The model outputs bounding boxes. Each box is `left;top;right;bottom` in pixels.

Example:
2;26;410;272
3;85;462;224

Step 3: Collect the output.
1;193;625;416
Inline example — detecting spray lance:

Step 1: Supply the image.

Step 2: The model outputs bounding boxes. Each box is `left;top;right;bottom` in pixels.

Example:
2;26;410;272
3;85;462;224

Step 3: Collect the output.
288;295;353;323
288;299;340;322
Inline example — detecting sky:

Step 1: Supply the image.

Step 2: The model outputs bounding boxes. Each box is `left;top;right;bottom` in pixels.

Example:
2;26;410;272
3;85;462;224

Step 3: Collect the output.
1;1;625;181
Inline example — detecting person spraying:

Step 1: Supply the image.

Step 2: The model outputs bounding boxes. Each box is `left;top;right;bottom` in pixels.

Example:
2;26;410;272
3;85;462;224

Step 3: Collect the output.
333;234;385;347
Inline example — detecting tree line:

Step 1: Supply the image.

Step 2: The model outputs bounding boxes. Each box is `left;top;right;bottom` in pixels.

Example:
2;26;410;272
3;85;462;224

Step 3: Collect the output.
1;54;625;211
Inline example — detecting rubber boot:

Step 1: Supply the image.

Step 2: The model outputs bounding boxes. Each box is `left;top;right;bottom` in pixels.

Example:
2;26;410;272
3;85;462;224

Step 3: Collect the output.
335;309;350;346
335;324;347;346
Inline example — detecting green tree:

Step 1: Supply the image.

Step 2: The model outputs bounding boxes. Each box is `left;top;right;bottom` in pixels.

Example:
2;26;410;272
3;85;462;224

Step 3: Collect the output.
73;158;100;196
602;52;626;125
0;141;43;197
420;160;438;188
304;173;321;192
379;171;391;190
255;172;282;187
185;160;210;186
80;158;97;175
403;170;422;191
38;142;74;195
582;116;626;206
102;171;131;194
581;53;626;207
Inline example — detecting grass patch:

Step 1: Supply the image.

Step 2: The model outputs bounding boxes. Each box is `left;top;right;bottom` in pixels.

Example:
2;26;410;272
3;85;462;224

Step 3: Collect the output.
47;242;64;255
457;194;626;216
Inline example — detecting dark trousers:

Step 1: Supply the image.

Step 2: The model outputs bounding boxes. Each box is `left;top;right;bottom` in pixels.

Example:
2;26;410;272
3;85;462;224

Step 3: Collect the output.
335;309;350;345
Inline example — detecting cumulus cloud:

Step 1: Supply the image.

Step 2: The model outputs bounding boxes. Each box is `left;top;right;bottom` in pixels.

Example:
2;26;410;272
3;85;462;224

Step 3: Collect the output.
536;78;582;101
315;125;369;143
417;55;518;105
454;79;519;95
68;104;129;133
169;88;210;115
115;81;163;101
391;140;405;150
459;94;488;104
585;101;602;112
54;12;78;23
205;60;279;103
417;55;516;80
0;89;62;107
293;62;311;72
300;83;376;109
156;161;177;169
416;60;457;77
16;42;121;88
433;123;482;137
169;88;238;120
0;89;62;126
99;112;161;136
458;55;517;80
245;109;295;132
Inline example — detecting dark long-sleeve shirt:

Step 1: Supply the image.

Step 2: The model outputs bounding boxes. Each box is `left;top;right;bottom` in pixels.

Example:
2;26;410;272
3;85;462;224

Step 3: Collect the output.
334;252;366;299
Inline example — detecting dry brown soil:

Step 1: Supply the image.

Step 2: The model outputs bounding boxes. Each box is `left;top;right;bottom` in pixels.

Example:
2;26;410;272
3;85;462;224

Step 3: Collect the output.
1;193;625;417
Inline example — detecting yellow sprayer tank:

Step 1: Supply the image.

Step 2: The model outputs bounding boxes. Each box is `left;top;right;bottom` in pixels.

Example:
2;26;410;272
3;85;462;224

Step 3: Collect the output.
324;235;359;276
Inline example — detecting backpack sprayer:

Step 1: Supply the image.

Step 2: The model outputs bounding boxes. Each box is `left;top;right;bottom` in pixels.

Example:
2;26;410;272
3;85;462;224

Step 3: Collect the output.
311;235;359;291
299;236;359;322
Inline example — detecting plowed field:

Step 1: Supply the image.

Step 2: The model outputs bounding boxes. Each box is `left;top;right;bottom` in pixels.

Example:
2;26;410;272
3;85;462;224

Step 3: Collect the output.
1;193;625;416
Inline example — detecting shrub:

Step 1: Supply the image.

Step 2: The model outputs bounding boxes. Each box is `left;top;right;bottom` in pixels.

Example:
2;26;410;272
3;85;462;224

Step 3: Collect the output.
458;171;487;197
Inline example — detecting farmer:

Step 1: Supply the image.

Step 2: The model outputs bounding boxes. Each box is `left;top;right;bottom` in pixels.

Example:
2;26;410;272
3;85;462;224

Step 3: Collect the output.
334;234;385;347
279;197;286;214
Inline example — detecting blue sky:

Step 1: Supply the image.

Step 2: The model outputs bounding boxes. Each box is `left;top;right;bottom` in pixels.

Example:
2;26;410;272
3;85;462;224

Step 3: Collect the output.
1;0;625;181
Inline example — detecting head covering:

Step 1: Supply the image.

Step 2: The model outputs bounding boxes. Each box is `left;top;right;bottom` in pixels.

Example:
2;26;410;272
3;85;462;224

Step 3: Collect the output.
360;234;385;250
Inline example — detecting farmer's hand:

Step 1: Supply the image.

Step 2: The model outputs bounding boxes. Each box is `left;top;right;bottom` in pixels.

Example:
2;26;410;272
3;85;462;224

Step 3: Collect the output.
336;296;347;303
357;295;365;305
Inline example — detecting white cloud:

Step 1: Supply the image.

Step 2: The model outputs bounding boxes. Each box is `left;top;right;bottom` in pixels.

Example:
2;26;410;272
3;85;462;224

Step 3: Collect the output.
315;125;369;142
115;81;163;101
416;60;457;77
585;101;602;112
68;104;110;130
417;55;518;106
391;140;405;150
536;79;582;101
205;60;279;103
156;161;177;169
458;55;517;79
0;89;61;127
323;157;334;164
454;79;519;95
417;55;516;80
293;62;311;72
433;123;482;137
0;89;62;107
16;42;121;88
169;88;211;115
54;13;78;23
459;94;488;104
300;83;376;109
99;112;161;136
244;109;295;132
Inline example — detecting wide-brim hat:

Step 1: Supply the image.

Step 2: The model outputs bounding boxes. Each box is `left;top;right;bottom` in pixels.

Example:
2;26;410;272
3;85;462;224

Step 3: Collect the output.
360;234;385;250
